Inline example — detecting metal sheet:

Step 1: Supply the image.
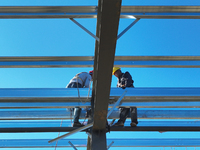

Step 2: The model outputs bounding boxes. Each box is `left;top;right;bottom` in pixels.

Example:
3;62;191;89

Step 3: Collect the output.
0;6;200;19
0;109;200;120
0;139;200;148
1;56;200;68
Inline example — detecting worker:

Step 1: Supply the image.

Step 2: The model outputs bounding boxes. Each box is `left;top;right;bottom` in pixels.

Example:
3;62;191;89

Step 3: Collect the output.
66;71;93;127
112;67;138;127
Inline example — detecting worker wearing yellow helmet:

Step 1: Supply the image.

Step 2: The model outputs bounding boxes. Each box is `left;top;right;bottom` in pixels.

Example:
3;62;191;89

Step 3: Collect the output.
112;67;121;75
112;67;138;127
112;67;134;88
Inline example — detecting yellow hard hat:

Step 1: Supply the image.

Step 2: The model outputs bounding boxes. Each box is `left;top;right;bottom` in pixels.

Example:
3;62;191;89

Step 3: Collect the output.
113;67;121;75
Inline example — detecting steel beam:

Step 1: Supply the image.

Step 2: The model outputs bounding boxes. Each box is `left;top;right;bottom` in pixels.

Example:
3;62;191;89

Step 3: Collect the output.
0;6;200;19
2;101;200;108
1;139;200;148
1;87;200;101
1;88;200;108
90;0;122;149
1;109;200;120
1;126;200;133
1;56;200;68
110;126;200;132
92;0;121;130
1;120;200;128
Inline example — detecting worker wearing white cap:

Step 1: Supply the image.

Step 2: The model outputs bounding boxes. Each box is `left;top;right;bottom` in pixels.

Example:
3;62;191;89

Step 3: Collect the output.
66;71;93;127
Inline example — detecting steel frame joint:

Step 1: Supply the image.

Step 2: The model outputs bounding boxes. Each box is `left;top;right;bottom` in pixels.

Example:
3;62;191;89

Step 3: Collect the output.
117;18;140;40
70;18;99;41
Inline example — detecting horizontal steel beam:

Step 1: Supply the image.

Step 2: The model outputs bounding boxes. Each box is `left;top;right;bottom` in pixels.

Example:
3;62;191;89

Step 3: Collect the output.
1;120;200;127
1;88;200;100
0;6;200;19
1;101;200;108
121;6;200;19
1;139;200;147
1;126;200;133
1;56;200;68
1;88;200;108
0;109;200;120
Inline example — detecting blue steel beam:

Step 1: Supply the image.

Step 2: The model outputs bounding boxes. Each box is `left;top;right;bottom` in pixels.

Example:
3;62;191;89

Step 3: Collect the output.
1;56;200;68
1;88;200;108
0;6;200;19
1;101;200;108
0;108;200;120
1;88;200;100
1;120;200;127
0;139;200;148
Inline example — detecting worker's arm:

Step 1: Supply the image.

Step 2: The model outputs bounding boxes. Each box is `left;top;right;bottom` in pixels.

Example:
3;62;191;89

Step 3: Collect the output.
84;75;92;88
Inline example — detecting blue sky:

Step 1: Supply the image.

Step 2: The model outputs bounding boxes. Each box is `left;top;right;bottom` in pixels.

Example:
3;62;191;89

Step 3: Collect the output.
0;0;200;149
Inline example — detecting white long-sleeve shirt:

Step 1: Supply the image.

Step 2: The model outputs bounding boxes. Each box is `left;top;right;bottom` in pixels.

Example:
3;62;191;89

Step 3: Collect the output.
66;72;92;88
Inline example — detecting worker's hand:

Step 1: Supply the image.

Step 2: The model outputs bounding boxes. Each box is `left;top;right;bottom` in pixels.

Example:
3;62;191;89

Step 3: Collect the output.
121;85;126;89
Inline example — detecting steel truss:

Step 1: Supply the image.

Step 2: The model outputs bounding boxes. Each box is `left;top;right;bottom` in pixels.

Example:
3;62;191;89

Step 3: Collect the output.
1;1;200;149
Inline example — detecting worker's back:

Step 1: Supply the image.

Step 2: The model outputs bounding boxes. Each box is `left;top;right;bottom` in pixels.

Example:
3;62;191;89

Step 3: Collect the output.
67;72;92;88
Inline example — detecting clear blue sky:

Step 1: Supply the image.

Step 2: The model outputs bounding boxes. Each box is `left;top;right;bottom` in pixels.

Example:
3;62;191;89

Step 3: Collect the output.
0;0;200;149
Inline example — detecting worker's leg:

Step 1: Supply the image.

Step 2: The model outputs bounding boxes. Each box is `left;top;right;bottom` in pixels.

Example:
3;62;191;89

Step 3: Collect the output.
66;82;77;88
67;82;82;88
73;107;84;127
73;107;81;122
68;82;83;127
130;107;138;127
113;107;129;127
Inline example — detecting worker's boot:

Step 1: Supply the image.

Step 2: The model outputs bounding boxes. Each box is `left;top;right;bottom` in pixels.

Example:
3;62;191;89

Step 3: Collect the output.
73;107;84;127
73;121;84;127
113;107;129;127
106;120;111;132
112;120;124;127
130;107;138;127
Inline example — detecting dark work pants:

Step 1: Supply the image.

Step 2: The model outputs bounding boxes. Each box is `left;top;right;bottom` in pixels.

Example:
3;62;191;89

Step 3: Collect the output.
74;107;82;123
118;107;138;124
67;82;82;123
